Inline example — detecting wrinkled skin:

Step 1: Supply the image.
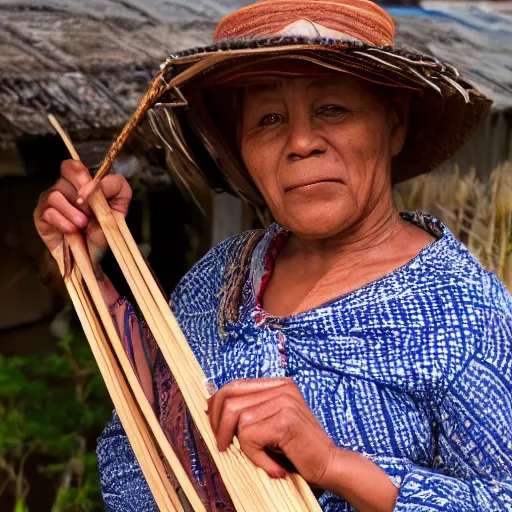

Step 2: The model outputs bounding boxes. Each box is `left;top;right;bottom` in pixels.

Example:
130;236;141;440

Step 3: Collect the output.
240;75;409;239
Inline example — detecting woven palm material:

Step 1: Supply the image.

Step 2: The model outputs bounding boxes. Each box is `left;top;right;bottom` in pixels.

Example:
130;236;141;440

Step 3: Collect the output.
89;0;492;208
142;36;489;205
214;0;394;45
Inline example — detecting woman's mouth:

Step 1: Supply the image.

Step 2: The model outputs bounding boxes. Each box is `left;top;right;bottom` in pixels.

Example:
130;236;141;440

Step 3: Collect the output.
284;179;343;192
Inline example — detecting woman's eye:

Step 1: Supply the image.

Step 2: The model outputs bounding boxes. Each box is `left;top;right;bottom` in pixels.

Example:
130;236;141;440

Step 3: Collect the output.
258;113;283;126
317;105;348;116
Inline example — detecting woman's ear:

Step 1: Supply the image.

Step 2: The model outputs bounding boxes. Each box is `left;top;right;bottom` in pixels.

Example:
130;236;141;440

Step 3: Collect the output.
389;90;412;157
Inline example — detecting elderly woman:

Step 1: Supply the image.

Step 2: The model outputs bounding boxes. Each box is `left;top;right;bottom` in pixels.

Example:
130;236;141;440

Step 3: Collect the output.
34;0;512;510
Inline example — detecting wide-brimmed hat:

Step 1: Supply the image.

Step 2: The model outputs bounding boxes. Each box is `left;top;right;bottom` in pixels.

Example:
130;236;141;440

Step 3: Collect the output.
97;0;492;206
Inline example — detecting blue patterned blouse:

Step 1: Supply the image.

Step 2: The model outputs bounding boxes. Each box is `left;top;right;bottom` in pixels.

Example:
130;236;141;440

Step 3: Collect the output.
97;213;512;511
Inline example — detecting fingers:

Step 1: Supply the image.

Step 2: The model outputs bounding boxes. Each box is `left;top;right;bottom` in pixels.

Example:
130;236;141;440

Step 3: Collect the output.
100;175;132;215
218;378;292;395
34;159;132;255
60;159;98;206
57;160;131;214
208;378;290;433
47;190;89;229
61;159;131;213
237;412;293;479
77;180;99;204
208;377;336;486
60;159;92;191
78;173;130;206
35;179;89;231
40;207;80;236
34;181;82;251
214;389;299;450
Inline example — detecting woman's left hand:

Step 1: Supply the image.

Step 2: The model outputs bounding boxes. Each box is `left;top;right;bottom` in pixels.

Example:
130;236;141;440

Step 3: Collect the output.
208;377;398;512
207;377;336;486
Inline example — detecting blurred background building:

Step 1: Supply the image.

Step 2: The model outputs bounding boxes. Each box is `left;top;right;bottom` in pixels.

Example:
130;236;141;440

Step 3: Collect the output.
0;0;511;510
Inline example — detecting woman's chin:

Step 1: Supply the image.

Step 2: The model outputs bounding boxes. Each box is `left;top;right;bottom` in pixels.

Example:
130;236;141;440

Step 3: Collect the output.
280;199;355;239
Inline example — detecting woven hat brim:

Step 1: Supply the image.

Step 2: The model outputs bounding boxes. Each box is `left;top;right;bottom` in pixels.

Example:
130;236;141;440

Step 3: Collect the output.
141;37;492;205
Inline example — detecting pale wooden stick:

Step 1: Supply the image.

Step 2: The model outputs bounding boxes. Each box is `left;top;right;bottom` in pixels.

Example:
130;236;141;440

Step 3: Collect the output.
48;114;80;160
69;272;171;508
113;212;300;510
91;198;265;510
89;190;322;511
291;474;324;511
47;115;204;511
49;114;322;511
67;233;206;512
51;243;180;512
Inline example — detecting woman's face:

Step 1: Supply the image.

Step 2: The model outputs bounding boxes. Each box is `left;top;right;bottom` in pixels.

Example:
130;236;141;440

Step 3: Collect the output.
240;75;409;238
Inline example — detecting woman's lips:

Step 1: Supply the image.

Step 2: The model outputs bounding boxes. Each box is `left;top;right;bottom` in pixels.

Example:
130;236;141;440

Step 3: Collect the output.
284;178;343;192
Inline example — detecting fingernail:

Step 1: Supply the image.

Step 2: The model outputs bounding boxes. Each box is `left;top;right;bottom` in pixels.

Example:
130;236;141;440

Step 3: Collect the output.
76;196;84;205
76;217;87;228
270;469;287;479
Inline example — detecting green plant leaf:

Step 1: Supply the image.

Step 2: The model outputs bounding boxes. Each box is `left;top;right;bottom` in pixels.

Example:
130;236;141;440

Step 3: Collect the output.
14;499;29;512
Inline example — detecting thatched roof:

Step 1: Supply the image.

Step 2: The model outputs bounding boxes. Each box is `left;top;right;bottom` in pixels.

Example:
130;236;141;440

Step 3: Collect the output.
0;0;510;148
391;2;512;110
0;0;229;148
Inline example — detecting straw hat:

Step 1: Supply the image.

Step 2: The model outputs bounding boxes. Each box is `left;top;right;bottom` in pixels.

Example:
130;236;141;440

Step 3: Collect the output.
108;0;492;206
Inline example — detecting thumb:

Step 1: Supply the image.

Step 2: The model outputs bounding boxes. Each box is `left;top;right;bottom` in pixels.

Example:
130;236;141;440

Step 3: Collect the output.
100;175;132;216
60;160;92;191
237;425;288;479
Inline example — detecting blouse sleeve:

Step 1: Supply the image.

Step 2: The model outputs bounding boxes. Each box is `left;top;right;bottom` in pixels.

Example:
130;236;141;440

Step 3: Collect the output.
108;297;157;409
370;308;512;511
97;411;159;512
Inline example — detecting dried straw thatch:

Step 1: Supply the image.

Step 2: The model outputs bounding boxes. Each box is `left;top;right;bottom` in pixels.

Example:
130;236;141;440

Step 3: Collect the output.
0;0;511;151
391;2;512;111
394;162;512;291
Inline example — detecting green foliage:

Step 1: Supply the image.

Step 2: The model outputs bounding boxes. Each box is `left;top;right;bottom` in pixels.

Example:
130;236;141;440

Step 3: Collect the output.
0;328;112;511
53;454;103;512
14;500;29;512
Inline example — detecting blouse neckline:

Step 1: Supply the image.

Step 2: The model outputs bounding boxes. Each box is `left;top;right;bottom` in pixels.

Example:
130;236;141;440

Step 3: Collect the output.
249;212;450;325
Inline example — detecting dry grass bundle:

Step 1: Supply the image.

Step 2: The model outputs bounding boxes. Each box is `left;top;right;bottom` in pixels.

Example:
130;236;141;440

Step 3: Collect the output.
393;162;512;291
48;116;321;511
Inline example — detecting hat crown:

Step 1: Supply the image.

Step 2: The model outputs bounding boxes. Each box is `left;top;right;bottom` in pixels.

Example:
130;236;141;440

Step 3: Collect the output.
214;0;395;46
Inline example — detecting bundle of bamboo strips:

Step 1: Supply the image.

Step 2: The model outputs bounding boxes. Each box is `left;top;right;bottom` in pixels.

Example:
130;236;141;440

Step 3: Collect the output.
48;116;321;511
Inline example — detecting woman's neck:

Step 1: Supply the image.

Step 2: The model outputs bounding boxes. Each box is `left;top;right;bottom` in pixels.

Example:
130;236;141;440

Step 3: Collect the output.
263;204;435;317
285;202;405;270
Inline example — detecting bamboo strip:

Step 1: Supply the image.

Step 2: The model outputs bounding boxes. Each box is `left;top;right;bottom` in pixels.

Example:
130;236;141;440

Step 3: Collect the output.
291;474;323;511
112;210;206;380
112;203;279;510
110;209;308;511
89;190;322;512
66;234;206;512
51;243;180;512
67;269;171;509
47;116;204;511
87;193;261;511
95;205;211;430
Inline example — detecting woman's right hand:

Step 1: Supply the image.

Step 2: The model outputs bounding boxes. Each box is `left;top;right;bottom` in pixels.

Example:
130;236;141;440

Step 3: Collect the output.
34;160;132;259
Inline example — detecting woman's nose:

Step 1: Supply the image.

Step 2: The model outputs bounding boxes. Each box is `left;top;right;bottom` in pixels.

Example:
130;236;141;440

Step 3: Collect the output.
285;112;327;160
